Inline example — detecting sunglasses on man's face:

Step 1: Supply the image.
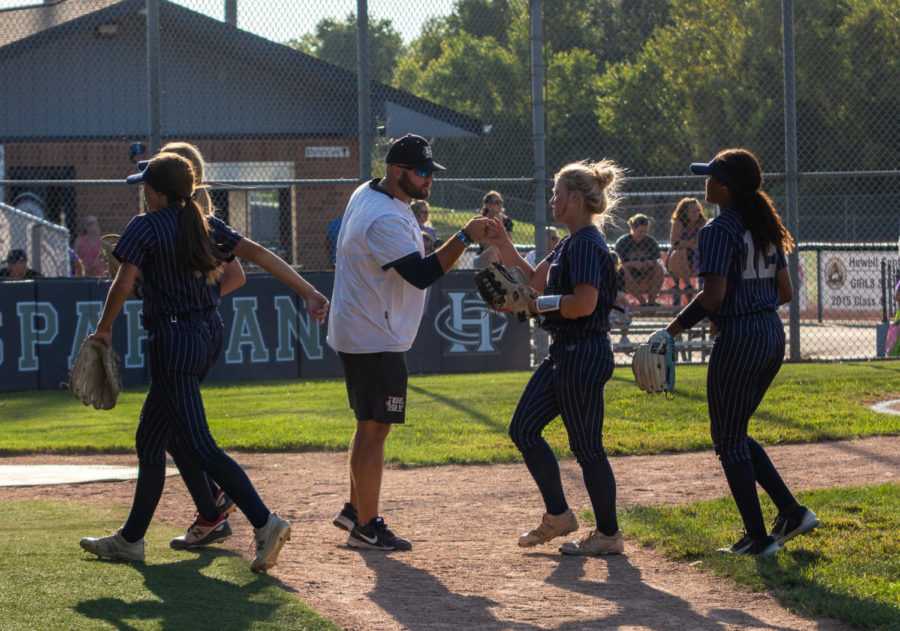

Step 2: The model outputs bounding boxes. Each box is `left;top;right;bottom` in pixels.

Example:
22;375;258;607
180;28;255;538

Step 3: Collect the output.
400;166;433;178
486;199;502;205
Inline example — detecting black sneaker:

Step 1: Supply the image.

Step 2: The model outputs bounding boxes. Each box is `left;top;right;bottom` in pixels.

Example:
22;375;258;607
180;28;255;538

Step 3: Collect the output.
717;534;779;557
347;516;412;551
333;502;358;531
717;532;754;554
769;506;820;546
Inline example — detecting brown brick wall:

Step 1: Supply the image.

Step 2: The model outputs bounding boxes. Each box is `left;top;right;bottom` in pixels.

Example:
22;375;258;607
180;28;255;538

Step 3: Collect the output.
5;137;361;270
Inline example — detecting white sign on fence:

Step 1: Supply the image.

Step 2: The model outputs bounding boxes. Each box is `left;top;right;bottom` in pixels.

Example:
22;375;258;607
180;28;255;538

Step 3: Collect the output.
820;251;896;311
305;146;350;159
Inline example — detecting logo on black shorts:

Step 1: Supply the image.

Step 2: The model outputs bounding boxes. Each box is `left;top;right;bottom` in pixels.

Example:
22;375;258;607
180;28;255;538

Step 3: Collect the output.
385;396;405;413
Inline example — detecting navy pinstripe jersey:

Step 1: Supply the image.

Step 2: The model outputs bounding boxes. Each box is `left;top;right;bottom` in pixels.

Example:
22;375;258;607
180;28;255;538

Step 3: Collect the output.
541;225;616;336
697;208;787;318
113;205;243;321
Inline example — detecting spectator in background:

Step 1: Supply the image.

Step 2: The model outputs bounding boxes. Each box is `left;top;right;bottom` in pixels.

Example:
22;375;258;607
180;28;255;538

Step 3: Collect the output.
608;251;633;343
421;231;436;255
70;248;85;277
667;197;707;300
524;227;561;267
411;200;436;241
614;214;664;306
0;249;42;279
75;215;106;277
895;235;900;306
326;216;343;267
481;190;513;236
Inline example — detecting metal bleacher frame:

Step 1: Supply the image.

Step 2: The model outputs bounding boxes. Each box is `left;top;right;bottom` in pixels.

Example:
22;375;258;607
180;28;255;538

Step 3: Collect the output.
611;275;714;363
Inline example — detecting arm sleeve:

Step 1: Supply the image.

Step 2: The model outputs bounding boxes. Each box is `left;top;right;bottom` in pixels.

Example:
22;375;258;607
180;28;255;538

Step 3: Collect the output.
388;252;444;290
208;216;244;254
697;225;732;276
776;248;787;271
568;238;604;290
112;215;153;268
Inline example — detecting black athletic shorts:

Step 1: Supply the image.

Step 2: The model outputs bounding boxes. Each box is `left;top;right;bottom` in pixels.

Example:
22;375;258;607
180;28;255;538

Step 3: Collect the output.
338;351;408;424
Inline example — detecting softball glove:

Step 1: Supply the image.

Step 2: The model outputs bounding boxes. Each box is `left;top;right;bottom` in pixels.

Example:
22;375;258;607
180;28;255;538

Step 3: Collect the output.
474;262;539;322
632;329;675;394
66;335;122;410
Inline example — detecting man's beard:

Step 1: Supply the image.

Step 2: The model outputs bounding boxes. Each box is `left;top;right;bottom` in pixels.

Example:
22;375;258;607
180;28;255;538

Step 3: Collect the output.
398;171;430;200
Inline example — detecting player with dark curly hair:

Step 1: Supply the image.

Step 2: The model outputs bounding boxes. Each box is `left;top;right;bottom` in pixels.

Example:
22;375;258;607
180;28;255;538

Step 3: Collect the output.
657;148;819;557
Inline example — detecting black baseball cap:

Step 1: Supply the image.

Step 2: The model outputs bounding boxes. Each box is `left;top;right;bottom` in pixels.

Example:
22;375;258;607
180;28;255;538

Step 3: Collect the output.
385;134;446;172
7;248;27;263
690;158;735;191
126;156;168;193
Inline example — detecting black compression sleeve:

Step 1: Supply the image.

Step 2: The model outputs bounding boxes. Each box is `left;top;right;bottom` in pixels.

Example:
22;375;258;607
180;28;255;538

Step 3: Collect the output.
386;251;445;290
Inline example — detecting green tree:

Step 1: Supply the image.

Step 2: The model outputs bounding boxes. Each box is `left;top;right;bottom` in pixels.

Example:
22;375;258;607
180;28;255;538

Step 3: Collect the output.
287;13;403;84
593;0;900;174
446;0;513;46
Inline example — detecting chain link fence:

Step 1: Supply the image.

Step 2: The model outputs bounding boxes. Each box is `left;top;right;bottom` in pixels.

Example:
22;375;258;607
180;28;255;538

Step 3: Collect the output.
1;0;898;361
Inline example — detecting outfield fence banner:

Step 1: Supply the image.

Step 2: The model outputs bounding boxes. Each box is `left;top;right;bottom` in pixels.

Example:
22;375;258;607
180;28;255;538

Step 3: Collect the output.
0;271;531;392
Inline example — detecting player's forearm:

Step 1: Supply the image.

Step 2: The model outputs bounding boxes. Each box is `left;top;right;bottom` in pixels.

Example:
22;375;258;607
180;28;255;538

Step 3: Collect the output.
234;238;320;300
96;279;130;334
435;234;468;272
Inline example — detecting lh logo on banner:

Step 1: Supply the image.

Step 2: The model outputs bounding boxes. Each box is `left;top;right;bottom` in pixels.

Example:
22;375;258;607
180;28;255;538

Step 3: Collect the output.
433;291;509;353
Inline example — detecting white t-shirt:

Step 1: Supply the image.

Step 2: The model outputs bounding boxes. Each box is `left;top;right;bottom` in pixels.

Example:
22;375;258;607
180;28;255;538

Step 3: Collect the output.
326;180;426;353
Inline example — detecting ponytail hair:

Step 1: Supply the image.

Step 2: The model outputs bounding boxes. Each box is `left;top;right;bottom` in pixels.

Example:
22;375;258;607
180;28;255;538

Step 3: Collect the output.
555;159;625;232
716;148;795;254
141;152;227;283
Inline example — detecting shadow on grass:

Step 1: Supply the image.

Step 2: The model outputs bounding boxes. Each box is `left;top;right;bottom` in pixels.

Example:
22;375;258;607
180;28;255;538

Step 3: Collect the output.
74;549;289;630
407;382;509;433
756;549;900;630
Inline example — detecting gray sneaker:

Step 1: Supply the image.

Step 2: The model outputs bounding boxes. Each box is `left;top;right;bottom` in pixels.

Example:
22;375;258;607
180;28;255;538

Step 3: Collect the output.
518;509;578;547
80;529;145;562
250;513;291;573
214;488;236;517
559;529;625;556
170;513;232;550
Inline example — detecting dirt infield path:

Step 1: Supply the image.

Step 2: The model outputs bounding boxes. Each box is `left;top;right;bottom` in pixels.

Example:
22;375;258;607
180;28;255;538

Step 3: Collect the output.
3;436;899;630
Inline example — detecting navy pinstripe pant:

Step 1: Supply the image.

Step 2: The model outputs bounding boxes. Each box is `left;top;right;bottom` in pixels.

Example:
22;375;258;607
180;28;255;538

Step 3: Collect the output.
508;334;618;531
138;312;223;464
121;311;268;541
707;311;784;464
510;335;614;466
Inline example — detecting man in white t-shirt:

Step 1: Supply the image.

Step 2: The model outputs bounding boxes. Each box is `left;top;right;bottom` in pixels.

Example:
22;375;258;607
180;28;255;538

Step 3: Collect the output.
326;134;490;551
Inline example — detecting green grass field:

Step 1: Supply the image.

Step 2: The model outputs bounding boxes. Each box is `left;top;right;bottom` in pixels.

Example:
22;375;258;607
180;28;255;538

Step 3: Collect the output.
618;484;900;630
0;500;338;631
2;363;898;463
1;361;898;629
